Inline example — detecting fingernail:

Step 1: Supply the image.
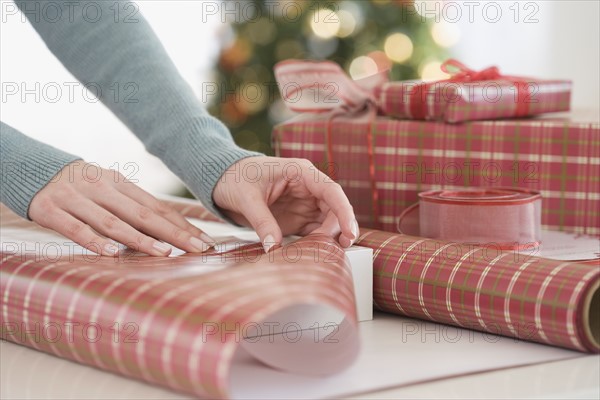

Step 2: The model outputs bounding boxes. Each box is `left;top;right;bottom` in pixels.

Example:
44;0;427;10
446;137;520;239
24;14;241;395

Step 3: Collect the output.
350;220;359;240
199;232;217;247
104;244;119;256
190;237;211;252
340;235;353;249
263;234;276;254
153;241;171;254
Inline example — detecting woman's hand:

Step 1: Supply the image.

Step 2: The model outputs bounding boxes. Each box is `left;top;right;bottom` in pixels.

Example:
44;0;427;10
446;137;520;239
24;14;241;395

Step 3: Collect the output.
213;156;358;252
29;161;214;256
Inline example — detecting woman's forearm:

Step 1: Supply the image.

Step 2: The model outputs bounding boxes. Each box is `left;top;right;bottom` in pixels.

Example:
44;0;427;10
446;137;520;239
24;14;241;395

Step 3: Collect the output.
15;0;260;215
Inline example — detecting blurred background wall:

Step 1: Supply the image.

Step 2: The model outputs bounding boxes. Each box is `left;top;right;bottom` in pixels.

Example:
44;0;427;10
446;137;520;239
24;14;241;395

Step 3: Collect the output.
2;0;598;196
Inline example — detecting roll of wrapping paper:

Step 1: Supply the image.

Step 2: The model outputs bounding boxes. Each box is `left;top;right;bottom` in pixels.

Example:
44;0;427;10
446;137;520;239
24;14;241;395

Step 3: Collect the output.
0;205;359;399
355;228;599;353
417;188;542;250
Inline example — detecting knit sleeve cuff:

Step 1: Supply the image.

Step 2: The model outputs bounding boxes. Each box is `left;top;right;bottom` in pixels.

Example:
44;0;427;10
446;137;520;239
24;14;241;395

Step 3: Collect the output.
1;122;82;220
152;116;263;220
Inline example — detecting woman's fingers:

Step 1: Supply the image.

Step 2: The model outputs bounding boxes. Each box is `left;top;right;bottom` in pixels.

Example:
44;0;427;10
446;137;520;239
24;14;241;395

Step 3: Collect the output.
308;211;342;237
72;194;211;254
299;163;358;245
65;198;175;256
32;206;119;256
115;181;215;245
212;157;358;249
29;162;219;257
236;191;283;253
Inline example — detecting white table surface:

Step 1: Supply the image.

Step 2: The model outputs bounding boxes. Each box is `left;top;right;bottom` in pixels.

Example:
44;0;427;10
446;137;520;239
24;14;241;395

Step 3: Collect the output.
2;312;599;399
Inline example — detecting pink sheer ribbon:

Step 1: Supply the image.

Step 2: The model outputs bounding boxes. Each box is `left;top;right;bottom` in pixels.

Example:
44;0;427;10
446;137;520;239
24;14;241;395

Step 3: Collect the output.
398;188;542;250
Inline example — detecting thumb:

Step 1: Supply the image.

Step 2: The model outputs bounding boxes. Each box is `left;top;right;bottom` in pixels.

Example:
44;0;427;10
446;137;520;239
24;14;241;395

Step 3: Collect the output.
241;198;283;253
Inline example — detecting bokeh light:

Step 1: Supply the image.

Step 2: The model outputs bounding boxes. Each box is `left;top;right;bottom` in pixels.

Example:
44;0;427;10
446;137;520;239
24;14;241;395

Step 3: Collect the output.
430;22;461;48
349;56;378;80
339;1;365;34
336;10;356;37
384;33;413;63
420;61;451;80
219;38;252;70
310;8;340;39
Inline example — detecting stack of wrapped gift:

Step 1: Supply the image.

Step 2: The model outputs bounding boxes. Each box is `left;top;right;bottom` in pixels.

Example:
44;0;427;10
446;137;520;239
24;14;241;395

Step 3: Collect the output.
272;60;599;235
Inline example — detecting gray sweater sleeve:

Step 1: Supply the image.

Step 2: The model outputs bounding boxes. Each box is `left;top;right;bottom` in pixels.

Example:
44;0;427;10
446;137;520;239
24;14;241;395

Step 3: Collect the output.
1;0;261;219
0;122;82;218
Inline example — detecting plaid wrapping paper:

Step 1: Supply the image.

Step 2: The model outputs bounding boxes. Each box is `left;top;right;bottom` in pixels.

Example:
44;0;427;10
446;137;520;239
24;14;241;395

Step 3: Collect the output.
0;204;359;399
379;79;572;123
355;228;600;353
273;112;600;235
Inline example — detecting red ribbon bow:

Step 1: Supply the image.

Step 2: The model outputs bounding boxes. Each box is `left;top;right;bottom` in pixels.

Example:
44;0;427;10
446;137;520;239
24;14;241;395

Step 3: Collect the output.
441;59;502;81
410;59;532;119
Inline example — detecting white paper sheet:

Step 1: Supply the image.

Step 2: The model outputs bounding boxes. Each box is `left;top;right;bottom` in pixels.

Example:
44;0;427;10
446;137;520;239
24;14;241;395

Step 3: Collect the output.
527;230;600;261
228;313;585;399
0;313;587;400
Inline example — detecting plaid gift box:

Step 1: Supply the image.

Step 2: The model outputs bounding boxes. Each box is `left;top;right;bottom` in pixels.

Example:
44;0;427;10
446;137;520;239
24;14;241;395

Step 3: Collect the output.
379;59;571;123
273;110;600;235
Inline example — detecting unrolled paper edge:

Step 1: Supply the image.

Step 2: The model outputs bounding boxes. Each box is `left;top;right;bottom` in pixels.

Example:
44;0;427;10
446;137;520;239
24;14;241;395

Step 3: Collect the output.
581;276;600;352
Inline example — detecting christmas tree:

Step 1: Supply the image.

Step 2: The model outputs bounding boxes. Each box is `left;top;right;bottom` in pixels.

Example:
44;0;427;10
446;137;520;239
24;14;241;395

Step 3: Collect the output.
209;0;448;155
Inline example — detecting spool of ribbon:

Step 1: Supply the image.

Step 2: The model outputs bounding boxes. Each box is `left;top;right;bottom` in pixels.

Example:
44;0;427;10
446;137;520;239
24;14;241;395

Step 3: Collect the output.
409;59;533;120
398;188;542;250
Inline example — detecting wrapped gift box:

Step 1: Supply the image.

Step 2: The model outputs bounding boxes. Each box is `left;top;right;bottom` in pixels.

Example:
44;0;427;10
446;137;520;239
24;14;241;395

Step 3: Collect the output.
378;59;571;123
273;110;600;235
380;79;572;123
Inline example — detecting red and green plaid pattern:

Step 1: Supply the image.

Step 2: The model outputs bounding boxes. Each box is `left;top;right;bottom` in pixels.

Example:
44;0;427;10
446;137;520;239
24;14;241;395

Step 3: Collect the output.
379;80;572;123
356;228;599;353
0;205;359;399
273;113;600;235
